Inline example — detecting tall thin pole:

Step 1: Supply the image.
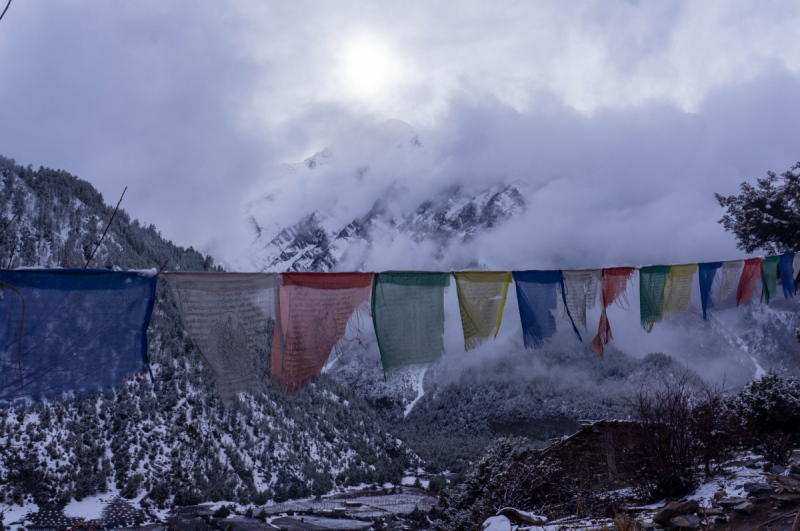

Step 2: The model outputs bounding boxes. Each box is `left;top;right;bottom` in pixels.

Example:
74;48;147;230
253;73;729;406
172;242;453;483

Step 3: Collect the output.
85;187;126;269
0;0;12;22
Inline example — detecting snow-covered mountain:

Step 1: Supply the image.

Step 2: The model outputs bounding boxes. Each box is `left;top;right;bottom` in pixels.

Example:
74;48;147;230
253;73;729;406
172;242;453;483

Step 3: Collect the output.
245;118;526;273
250;184;525;272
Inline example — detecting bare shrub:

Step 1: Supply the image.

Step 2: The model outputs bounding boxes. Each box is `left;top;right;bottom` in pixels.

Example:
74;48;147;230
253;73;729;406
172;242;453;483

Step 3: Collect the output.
690;379;740;478
760;431;793;466
618;372;738;500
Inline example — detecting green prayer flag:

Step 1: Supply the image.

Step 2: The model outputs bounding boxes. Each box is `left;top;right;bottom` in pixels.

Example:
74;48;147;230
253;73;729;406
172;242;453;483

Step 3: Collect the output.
763;255;780;304
371;271;451;377
640;266;670;332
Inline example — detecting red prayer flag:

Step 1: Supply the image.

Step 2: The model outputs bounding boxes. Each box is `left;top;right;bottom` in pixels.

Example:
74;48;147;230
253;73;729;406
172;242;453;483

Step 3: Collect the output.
591;267;636;358
736;257;765;306
271;272;373;392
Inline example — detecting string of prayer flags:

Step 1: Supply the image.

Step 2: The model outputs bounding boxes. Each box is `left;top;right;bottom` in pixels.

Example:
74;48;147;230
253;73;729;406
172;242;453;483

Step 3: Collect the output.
0;269;157;401
737;257;765;306
164;272;279;405
640;266;670;332
779;253;797;299
591;267;636;358
762;256;780;304
271;272;373;392
663;264;698;318
719;260;743;303
698;262;723;320
453;271;512;350
512;271;578;349
371;271;451;377
562;270;601;335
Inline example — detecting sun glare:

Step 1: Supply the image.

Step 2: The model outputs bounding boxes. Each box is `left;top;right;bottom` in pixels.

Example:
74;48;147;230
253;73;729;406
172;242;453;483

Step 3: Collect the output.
338;34;403;101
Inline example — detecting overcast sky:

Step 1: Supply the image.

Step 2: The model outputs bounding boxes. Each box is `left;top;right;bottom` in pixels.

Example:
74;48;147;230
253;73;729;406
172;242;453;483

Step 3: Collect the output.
1;1;800;269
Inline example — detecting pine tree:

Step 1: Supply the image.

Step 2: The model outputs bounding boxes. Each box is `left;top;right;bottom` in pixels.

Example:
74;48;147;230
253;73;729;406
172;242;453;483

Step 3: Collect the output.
716;162;800;253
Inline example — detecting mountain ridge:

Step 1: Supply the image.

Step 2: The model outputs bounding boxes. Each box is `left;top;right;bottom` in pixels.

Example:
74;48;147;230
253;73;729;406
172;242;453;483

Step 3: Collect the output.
251;184;526;272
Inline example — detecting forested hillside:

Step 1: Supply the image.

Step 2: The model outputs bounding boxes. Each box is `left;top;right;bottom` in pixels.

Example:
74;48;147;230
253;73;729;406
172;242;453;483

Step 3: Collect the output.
0;156;414;506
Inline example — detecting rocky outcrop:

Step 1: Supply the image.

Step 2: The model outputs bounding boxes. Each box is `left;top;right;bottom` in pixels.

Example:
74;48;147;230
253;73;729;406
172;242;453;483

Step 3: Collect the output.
653;500;699;526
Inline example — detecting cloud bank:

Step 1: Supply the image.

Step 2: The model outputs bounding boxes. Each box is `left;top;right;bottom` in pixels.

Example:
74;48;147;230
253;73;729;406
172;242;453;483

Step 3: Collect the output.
1;1;799;267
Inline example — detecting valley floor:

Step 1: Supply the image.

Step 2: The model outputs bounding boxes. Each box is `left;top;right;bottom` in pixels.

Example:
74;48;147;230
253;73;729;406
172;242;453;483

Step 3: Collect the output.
4;486;436;531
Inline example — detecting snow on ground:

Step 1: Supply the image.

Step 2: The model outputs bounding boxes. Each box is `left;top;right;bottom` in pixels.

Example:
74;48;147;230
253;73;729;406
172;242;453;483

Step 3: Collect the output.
62;493;116;520
484;515;512;531
404;368;426;417
691;454;770;507
401;476;430;489
750;355;766;379
2;498;39;530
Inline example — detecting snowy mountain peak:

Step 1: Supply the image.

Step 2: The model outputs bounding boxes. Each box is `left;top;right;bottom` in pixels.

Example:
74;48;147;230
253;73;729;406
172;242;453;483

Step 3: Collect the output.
251;184;526;272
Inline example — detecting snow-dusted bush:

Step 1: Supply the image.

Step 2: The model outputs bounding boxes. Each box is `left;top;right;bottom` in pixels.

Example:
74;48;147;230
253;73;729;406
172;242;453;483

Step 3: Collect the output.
729;369;800;464
618;372;739;500
730;369;800;436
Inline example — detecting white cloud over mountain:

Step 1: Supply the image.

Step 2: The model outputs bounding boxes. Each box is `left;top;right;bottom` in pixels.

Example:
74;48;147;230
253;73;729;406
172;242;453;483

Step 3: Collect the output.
0;1;799;268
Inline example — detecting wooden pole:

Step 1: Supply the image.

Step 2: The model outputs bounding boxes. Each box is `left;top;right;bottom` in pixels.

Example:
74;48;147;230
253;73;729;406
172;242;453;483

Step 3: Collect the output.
85;187;126;269
0;0;12;22
0;211;20;238
790;507;800;531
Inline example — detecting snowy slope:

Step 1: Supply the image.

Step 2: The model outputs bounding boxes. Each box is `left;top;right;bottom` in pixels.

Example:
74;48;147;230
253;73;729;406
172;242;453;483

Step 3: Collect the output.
0;157;414;507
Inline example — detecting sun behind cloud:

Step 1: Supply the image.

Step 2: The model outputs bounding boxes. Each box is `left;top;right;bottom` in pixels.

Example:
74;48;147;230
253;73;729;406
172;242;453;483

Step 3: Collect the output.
336;33;411;103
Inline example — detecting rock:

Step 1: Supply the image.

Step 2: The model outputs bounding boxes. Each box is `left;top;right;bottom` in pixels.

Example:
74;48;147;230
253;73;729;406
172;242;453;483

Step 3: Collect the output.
764;462;774;472
698;508;723;516
497;508;547;526
718;497;748;508
744;482;774;495
770;493;800;507
482;516;512;531
713;491;727;501
779;476;800;487
654;500;699;526
771;464;787;475
733;502;755;514
714;516;728;525
669;515;700;529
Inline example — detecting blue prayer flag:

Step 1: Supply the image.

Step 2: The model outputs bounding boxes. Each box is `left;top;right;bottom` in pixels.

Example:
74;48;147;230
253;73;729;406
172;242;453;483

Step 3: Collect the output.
0;269;157;401
512;270;579;349
779;253;797;299
698;262;723;320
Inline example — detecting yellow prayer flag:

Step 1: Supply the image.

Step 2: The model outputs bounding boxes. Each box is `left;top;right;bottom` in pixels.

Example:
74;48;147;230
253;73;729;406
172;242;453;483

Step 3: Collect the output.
663;264;698;318
454;271;512;350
